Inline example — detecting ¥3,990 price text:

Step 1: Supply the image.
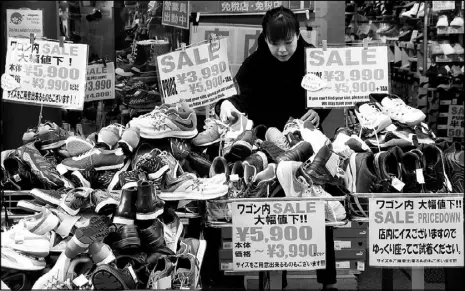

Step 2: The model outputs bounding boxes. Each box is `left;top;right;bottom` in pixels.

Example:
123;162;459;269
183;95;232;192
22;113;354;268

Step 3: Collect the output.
236;226;313;242
174;61;232;94
267;243;324;258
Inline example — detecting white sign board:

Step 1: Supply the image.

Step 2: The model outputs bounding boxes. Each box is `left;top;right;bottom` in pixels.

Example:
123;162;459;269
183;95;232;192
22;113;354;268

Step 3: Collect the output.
232;200;326;271
7;9;43;38
432;1;455;11
85;62;115;102
447;105;464;138
305;46;389;108
369;197;464;267
2;37;88;110
156;37;237;108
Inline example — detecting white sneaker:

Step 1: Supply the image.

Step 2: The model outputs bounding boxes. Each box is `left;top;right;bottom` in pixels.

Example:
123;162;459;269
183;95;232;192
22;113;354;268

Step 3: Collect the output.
22;207;60;235
354;102;392;135
436;15;449;28
311;185;346;221
441;43;456;55
276;161;307;197
380;95;426;126
416;3;425;17
1;221;51;257
401;2;419;18
453;43;464;54
296;121;330;161
32;252;72;289
450;16;464;28
1;247;46;271
1;280;11;291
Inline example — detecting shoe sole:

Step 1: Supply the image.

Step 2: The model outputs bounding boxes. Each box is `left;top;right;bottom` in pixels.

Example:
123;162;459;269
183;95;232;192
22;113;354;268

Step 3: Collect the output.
73;216;110;245
41;140;66;150
111;237;141;250
192;138;220;147
158;188;229;201
107;160;131;191
112;216;135;225
95;198;118;215
17;200;43;213
60;163;125;172
66;137;94;156
140;129;198;139
136;207;164;220
30;188;61;206
92;265;129;290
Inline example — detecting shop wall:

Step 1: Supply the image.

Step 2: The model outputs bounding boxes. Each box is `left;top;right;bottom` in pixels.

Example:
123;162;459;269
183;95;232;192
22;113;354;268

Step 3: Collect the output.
1;1;62;150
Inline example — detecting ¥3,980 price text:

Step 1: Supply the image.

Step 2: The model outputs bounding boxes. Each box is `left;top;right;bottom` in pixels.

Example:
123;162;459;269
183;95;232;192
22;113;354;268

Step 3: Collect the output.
236;226;313;242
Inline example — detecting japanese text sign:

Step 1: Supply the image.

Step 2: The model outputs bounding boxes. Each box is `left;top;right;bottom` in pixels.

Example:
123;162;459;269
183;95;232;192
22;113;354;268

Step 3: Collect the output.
369;197;464;267
220;1;284;12
305;46;389;108
432;1;455;11
162;1;190;29
7;9;43;38
232;200;326;271
447;105;464;138
2;37;88;110
157;37;237;108
85;62;115;102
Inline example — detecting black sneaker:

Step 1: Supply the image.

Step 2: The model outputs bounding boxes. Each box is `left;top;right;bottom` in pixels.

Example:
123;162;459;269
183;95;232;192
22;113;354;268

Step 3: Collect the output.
373;148;404;193
59;187;93;215
224;130;254;162
444;142;464;193
86;9;102;21
90;189;119;215
300;145;344;186
401;151;425;193
170;138;191;161
89;169;117;189
276;141;314;163
420;144;451;193
91;263;137;289
186;152;212;178
243;151;268;185
259;140;285;163
3;152;41;189
252;125;268;147
125;90;161;109
119;170;145;189
106;224;141;250
139;219;165;252
132;146;168;178
73;215;111;245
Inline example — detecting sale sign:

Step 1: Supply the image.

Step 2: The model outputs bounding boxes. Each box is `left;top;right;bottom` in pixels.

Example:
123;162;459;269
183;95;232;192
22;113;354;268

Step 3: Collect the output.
447;105;464;138
85;62;115;102
305;46;389;108
369;197;464;267
156;37;237;108
2;37;88;110
232;200;326;271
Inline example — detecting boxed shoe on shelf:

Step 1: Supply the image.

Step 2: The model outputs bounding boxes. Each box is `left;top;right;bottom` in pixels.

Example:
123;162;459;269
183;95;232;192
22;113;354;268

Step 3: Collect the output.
333;228;368;238
334;237;368;250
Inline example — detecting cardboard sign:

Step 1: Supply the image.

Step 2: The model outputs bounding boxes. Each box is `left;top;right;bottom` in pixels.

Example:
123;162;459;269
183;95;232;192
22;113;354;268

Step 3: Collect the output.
232;200;326;271
157;37;237;108
2;37;88;110
85;62;115;102
369;197;464;267
7;9;43;38
447;105;464;138
162;1;190;30
305;46;389;108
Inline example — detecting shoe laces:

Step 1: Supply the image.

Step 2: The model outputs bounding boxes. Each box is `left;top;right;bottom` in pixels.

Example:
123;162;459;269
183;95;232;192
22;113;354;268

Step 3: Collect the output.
186;179;205;192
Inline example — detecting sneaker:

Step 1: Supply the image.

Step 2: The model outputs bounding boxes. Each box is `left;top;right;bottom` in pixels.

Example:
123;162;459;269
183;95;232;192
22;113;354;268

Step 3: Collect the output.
373;149;403;193
59;187;93;216
146;256;176;289
92;263;137;289
132;145;167;175
98;124;124;149
1;248;46;271
136;180;164;220
265;127;290;151
441;43;456;55
22;127;38;144
17;199;45;213
300;145;344;186
129;102;198;139
309;184;346;222
15;142;65;189
402;151;425;193
58;147;126;172
159;172;228;201
158;151;184;178
450;16;464;28
38;123;70;150
276;161;308;197
70;170;91;188
182;238;207;270
106;224;140;250
186;152;212;178
453;43;464;55
29;188;67;206
243;163;280;198
420;144;452;193
209;156;230;179
276;141;314;163
259;140;285;163
126;90;161;109
224;130;255;162
139;219;165;252
170;138;191;161
71;215;111;247
436;14;449;28
65;136;94;157
92;169;118;189
381;25;399;36
1;220;51;257
3;151;39;190
242;151;268;185
379;95;426;126
159;208;184;253
113;187;138;225
118;126;141;154
91;189;119;215
228;161;247;199
444;142;464;193
172;254;198;289
32;252;73;288
354;102;392;136
118;169;143;189
224;110;253;141
192;118;227;146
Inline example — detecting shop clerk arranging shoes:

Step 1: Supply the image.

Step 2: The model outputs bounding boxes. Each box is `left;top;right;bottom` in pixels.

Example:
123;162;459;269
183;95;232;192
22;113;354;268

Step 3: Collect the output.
215;6;337;291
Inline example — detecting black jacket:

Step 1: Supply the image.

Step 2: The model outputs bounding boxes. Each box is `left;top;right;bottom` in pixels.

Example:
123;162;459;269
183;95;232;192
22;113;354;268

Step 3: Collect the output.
215;32;329;128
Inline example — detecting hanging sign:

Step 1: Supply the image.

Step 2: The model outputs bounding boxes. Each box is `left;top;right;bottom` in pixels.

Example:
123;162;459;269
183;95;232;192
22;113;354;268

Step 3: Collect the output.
162;1;190;30
7;9;43;38
157;37;237;108
85;62;115;102
432;1;455;11
232;200;326;271
2;37;88;110
369;197;464;267
304;46;389;108
447;105;464;138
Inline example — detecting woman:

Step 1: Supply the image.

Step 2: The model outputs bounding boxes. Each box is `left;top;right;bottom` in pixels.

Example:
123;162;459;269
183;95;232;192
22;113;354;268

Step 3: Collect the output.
215;6;337;291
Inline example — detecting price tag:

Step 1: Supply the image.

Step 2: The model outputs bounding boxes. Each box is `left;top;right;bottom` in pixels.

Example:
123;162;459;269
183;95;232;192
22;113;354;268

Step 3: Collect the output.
2;37;88;110
73;274;88;287
229;174;239;182
391;177;405;191
357;261;365;271
13;174;21;182
156;37;237;108
305;46;389;108
85;62;115;102
416;168;425;184
220;262;233;270
336;261;350;269
232;200;326;271
410;30;418;42
222;241;233;249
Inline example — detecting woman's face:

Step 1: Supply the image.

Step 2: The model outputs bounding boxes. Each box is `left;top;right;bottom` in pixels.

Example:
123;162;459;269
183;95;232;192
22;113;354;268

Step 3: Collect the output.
266;33;298;62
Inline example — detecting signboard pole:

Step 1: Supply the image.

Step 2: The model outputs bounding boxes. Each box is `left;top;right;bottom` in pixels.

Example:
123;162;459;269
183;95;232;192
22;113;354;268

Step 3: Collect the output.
37;104;44;126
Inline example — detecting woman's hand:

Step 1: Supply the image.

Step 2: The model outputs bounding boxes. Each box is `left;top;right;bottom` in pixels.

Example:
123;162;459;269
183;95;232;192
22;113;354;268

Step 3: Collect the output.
300;109;320;127
220;100;241;123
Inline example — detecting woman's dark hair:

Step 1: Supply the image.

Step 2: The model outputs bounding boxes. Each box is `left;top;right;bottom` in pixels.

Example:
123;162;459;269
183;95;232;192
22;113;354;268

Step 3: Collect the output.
262;6;300;43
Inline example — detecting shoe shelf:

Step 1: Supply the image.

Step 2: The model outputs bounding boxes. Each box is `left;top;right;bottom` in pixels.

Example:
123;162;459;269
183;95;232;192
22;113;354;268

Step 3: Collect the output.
434;54;465;63
437;26;465;34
